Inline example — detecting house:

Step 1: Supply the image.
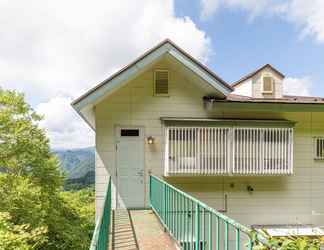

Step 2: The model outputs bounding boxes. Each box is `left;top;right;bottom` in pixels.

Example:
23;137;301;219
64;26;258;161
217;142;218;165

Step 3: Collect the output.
72;39;324;230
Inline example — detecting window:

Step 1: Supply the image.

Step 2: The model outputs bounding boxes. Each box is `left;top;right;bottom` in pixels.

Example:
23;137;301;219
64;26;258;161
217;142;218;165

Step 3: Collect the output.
120;129;139;137
164;126;294;175
314;137;324;160
154;70;169;96
262;76;274;93
166;127;230;174
233;128;293;174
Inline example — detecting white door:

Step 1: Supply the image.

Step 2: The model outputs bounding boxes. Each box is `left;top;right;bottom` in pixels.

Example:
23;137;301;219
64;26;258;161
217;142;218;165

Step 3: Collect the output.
116;127;145;209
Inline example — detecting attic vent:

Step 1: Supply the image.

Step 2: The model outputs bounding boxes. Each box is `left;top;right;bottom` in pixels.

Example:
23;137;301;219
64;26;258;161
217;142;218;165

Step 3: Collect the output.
154;70;169;96
314;137;324;160
262;76;273;93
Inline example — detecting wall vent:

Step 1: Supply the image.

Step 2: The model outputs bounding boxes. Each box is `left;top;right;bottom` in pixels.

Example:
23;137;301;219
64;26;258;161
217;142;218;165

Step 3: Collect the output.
262;76;274;93
154;70;169;96
314;137;324;160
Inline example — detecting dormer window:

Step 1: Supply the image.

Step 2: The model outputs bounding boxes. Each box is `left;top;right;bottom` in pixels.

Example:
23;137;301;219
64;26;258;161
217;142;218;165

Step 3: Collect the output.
154;70;169;96
262;76;274;94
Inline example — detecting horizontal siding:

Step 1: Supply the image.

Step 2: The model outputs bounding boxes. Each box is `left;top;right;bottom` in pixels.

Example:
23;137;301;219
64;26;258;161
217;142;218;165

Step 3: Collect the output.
95;59;324;226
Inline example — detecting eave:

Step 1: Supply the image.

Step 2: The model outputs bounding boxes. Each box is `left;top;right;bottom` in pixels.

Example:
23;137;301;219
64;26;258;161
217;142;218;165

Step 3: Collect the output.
213;101;324;112
71;39;233;128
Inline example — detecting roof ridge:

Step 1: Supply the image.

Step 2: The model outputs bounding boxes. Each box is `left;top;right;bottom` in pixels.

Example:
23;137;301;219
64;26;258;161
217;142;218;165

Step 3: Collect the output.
72;39;232;106
232;64;285;87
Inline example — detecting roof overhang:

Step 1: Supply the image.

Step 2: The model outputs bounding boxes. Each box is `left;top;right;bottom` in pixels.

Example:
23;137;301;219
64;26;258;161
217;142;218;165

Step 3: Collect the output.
72;39;233;129
160;117;296;127
213;101;324;112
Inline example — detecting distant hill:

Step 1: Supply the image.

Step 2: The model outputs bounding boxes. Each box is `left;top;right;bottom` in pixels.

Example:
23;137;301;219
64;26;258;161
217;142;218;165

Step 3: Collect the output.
53;147;95;190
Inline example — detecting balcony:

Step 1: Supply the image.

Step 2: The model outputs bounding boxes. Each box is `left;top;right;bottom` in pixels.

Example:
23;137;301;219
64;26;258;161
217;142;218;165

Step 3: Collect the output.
164;125;294;176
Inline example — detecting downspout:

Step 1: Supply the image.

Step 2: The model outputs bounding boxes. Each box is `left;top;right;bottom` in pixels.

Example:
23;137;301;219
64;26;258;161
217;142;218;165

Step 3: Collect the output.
218;177;228;213
203;96;229;212
203;96;219;111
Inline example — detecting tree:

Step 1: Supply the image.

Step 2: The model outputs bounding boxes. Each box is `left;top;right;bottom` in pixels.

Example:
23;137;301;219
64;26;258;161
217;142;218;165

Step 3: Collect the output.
0;90;62;190
0;212;47;250
0;89;94;249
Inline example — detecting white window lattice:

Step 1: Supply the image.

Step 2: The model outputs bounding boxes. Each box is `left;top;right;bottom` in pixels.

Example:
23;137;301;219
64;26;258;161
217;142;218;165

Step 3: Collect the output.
165;126;294;175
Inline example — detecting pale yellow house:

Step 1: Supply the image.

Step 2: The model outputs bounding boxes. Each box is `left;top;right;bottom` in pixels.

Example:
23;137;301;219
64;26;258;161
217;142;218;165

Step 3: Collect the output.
72;39;324;231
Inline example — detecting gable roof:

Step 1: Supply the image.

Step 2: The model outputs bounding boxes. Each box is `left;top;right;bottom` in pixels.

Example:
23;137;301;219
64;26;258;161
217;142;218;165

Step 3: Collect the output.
72;39;233;110
232;64;285;88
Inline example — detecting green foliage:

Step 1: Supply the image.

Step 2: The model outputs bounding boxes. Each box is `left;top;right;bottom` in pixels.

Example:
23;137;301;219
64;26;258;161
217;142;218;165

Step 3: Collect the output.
0;89;95;249
43;188;95;250
60;187;95;237
0;89;63;190
251;230;323;250
0;175;45;227
0;212;47;250
64;170;95;191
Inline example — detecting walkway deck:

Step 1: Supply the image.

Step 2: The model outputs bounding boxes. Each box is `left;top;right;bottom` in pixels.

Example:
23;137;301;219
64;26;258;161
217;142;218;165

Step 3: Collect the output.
112;209;177;250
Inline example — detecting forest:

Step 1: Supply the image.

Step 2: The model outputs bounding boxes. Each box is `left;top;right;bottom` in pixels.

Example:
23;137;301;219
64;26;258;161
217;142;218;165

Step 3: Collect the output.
0;89;95;250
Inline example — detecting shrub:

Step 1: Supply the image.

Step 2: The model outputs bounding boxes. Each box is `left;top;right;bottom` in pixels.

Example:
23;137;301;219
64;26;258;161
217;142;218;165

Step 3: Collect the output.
251;230;323;250
0;212;47;250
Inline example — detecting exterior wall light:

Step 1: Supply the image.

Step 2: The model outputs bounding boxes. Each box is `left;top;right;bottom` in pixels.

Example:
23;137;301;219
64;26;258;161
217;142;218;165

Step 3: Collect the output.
147;136;155;145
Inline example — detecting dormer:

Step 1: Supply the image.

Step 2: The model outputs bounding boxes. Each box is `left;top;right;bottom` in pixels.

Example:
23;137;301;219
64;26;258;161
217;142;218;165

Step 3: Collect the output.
232;64;285;99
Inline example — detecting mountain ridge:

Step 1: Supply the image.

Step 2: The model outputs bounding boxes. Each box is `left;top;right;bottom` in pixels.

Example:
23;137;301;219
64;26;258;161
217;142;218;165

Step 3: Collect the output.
53;147;95;190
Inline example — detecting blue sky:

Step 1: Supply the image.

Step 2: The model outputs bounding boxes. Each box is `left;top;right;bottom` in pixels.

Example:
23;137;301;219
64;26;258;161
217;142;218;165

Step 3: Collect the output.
175;0;324;95
0;0;323;149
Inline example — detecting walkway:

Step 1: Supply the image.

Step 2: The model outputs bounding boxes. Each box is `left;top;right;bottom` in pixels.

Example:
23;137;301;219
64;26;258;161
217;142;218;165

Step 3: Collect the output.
112;209;177;250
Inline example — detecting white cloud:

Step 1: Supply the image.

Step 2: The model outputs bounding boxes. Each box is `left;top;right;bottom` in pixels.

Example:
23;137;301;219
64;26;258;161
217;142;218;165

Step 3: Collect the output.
200;0;222;20
200;0;273;20
283;76;312;96
36;96;94;149
282;0;324;43
0;0;211;148
200;0;324;44
0;0;211;100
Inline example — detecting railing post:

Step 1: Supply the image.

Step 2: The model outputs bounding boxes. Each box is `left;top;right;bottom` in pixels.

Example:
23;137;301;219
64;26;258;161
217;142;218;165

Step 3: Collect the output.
224;221;229;250
89;177;112;250
236;228;240;250
163;182;166;222
165;127;169;175
195;203;200;250
149;175;152;208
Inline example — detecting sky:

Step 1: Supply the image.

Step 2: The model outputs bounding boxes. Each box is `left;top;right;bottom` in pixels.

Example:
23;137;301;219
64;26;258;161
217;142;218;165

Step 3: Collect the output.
0;0;324;149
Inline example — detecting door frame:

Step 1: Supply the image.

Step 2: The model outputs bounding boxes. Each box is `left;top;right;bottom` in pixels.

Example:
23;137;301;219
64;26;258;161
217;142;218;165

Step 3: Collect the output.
115;125;145;209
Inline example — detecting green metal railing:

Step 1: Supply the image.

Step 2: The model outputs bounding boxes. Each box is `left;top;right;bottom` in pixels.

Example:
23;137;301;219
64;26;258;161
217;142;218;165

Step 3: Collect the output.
149;175;269;250
90;177;112;250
